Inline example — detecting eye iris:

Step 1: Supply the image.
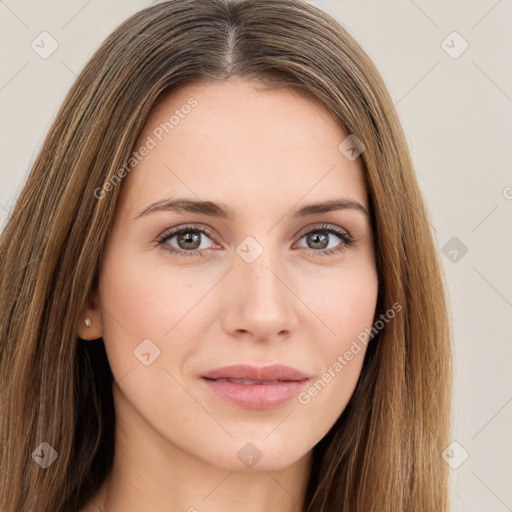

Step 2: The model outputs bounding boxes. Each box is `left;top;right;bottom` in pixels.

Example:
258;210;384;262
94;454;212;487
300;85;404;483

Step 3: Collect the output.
307;231;329;250
177;231;201;250
165;227;343;254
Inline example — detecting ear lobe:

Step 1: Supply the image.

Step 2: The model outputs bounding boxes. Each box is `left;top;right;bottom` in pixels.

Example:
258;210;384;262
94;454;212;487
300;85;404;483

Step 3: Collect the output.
76;291;103;340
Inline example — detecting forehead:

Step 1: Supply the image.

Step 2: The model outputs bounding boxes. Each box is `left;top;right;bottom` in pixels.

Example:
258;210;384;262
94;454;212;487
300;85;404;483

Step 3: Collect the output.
118;77;368;217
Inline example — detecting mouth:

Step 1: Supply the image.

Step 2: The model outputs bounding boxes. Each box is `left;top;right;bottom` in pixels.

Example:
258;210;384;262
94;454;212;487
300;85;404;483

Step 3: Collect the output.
200;364;310;409
201;363;309;382
203;378;301;385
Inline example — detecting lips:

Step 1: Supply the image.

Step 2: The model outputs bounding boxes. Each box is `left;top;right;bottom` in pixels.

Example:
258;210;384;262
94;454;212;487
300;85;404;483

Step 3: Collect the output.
201;363;309;382
200;364;310;409
211;378;282;385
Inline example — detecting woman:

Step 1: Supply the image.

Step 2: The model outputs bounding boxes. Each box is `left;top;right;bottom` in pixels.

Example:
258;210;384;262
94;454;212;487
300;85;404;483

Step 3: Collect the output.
0;0;453;511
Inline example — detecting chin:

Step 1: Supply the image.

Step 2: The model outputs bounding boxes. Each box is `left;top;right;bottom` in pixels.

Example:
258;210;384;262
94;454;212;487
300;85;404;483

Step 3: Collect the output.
206;440;309;473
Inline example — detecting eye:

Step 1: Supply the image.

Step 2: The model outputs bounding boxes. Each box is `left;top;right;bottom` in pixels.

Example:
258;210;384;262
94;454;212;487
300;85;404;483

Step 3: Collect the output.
156;224;216;257
294;223;355;257
156;223;355;258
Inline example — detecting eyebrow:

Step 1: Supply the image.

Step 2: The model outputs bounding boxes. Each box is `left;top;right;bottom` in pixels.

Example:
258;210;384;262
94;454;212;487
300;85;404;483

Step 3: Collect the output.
133;197;370;220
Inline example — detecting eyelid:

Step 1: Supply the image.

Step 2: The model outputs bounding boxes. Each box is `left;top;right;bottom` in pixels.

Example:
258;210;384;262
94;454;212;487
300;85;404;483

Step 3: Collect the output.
155;224;220;251
155;222;355;257
295;222;351;240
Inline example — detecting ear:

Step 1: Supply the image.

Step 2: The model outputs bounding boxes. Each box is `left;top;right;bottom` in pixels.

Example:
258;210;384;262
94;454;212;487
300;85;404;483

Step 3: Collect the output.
76;290;103;340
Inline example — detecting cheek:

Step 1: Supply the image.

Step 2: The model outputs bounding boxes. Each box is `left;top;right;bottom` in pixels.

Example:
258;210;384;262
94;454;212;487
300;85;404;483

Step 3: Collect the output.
98;247;216;381
295;264;378;409
98;247;167;378
102;239;198;330
308;262;379;344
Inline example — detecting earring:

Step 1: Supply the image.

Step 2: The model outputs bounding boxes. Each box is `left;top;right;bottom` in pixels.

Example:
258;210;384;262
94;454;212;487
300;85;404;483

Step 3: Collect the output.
84;318;91;328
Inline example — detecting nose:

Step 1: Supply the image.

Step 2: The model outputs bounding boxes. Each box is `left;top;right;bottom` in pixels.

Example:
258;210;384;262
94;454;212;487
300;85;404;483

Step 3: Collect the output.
220;245;298;342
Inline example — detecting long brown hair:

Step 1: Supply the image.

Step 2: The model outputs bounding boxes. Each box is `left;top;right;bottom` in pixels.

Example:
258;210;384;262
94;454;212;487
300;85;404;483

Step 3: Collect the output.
0;0;453;510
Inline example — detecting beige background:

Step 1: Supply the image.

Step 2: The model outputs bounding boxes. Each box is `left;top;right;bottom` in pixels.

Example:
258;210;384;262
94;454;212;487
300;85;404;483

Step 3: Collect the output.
1;0;511;510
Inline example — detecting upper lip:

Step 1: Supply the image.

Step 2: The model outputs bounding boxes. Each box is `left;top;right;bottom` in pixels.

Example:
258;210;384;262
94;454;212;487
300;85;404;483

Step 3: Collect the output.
202;364;309;382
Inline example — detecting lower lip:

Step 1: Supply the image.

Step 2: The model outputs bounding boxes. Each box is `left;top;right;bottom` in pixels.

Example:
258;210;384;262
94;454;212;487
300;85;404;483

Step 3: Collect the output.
201;378;309;410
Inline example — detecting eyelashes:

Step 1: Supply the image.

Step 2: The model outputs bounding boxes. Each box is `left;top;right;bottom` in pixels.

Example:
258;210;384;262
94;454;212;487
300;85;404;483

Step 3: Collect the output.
155;223;355;258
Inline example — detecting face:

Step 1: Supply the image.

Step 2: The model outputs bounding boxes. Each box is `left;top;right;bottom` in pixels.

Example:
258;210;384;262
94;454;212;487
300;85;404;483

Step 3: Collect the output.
87;77;378;473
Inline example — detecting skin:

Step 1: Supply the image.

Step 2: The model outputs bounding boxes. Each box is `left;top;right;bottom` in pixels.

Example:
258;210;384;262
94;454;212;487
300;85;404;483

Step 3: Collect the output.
78;77;379;512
